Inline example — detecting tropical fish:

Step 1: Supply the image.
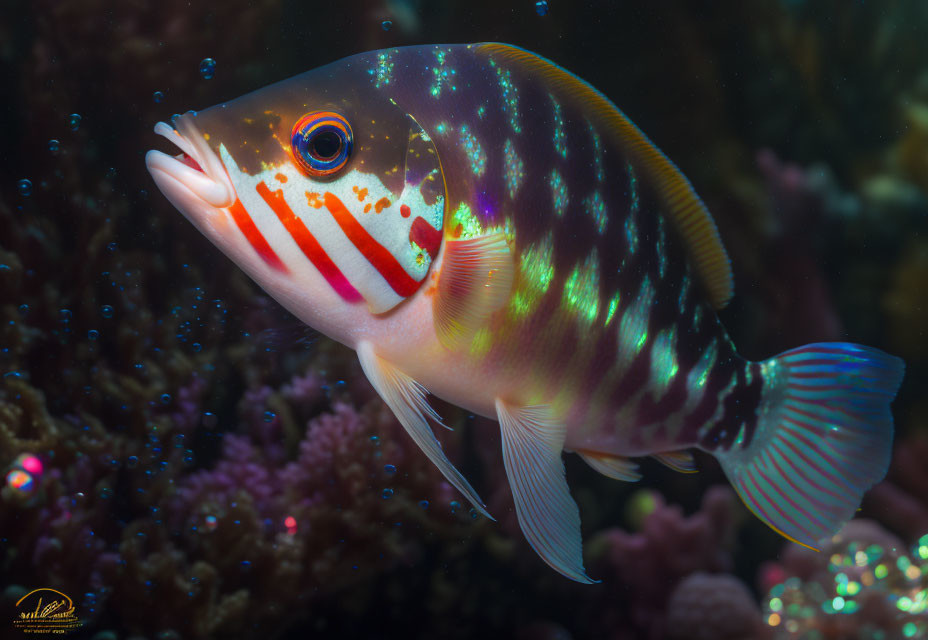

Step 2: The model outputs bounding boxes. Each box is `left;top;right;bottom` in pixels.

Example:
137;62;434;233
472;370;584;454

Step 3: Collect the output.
146;43;905;582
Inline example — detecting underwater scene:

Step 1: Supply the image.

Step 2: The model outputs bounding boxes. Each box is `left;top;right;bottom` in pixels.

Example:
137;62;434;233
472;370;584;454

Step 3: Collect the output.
2;0;928;638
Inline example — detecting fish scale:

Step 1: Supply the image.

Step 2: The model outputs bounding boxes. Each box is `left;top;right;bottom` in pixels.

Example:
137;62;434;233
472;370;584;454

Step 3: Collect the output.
147;42;905;584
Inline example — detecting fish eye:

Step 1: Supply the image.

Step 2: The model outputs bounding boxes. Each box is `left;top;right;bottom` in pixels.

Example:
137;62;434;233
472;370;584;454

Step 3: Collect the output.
290;111;353;177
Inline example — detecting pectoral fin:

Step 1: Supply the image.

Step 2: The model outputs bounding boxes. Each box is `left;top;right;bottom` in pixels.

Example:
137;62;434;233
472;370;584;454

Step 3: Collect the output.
434;232;514;349
496;399;596;584
357;341;491;519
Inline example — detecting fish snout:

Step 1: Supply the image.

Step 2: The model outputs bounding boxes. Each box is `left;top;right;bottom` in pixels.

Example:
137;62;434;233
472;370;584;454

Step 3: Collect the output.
145;112;235;211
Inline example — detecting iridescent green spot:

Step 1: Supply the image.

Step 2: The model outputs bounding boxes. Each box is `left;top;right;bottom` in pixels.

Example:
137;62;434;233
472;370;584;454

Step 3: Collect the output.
604;293;620;325
650;327;679;397
551;96;567;159
459;125;486;177
549;169;568;217
509;233;555;317
903;622;917;638
477;104;487;119
435;122;450;136
493;63;522;134
468;326;494;358
687;340;716;399
732;422;748;448
617;277;653;363
562;250;600;325
450;202;483;239
584;190;607;234
429;48;457;98
589;122;604;182
503;139;525;199
368;52;394;88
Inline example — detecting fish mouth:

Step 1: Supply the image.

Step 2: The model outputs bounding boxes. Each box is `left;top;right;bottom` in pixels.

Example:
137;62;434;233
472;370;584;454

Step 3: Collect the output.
145;112;235;210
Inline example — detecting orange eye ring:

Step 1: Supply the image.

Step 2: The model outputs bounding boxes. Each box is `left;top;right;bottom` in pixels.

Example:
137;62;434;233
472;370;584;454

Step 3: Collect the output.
290;111;353;177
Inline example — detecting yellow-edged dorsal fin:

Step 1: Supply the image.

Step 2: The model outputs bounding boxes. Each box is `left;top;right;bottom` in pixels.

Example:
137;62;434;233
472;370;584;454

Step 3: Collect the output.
475;43;733;309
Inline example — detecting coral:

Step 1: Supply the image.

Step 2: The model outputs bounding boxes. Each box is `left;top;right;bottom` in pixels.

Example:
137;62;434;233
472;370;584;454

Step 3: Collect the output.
665;572;767;640
585;486;742;638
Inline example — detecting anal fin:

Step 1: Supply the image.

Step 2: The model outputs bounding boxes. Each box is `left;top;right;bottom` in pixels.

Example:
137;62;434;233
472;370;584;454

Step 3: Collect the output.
357;341;491;519
496;400;596;584
578;451;642;482
434;232;514;349
653;450;698;473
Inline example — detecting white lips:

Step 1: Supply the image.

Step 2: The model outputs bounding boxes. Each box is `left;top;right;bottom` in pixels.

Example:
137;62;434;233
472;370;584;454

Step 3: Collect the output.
145;113;234;209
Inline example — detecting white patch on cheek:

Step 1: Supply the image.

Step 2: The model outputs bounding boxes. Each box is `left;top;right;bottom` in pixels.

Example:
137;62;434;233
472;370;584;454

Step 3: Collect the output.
218;143;444;314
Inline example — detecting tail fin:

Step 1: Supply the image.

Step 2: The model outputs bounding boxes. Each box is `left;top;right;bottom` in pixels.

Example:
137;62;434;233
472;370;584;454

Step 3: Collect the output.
717;343;904;549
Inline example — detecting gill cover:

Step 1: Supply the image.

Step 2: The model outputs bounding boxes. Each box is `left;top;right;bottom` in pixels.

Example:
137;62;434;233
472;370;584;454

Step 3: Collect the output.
174;63;446;314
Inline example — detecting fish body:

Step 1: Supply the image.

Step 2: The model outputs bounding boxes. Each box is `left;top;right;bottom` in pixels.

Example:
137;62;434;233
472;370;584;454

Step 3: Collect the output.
146;44;905;582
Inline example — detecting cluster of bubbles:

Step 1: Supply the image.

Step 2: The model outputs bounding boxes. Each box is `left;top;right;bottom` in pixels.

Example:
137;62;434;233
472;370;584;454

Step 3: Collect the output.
763;535;928;638
3;453;44;503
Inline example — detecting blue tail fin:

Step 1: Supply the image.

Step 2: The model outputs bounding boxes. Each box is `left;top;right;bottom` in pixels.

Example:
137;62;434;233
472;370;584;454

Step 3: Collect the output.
717;343;904;549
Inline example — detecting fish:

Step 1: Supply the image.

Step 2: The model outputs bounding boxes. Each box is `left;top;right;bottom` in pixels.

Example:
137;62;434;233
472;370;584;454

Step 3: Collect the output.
145;43;905;583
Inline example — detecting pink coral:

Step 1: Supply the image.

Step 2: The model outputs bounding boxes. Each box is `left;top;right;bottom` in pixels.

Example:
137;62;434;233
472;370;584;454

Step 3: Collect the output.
665;572;767;640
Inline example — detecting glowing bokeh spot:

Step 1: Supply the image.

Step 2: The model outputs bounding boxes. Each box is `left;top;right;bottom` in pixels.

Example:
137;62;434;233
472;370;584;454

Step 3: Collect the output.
6;469;34;494
14;453;43;476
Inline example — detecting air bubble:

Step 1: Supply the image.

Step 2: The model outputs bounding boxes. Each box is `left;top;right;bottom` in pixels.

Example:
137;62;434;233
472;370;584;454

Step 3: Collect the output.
535;0;549;16
418;500;429;510
48;139;60;154
126;456;138;468
263;411;276;423
384;464;396;474
101;305;114;318
69;113;81;131
382;488;394;499
381;19;392;31
17;179;32;196
87;329;99;340
153;91;165;103
160;393;171;404
199;58;216;80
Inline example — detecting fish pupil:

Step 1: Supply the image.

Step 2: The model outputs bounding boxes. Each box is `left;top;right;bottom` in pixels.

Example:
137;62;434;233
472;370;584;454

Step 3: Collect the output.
310;130;341;160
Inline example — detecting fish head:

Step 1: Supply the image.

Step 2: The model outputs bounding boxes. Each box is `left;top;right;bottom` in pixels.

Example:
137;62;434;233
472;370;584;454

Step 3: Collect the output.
146;58;447;341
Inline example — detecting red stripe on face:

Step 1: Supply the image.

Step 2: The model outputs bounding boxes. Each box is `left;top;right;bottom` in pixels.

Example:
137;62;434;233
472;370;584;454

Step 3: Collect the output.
409;216;442;260
256;182;363;304
323;192;421;297
228;198;288;273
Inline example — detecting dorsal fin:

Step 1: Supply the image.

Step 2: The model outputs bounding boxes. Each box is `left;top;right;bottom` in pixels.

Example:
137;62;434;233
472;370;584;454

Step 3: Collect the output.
475;43;734;309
